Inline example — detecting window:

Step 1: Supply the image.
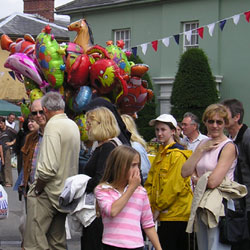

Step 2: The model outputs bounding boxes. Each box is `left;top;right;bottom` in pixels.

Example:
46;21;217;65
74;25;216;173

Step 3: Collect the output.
183;22;199;51
114;29;131;50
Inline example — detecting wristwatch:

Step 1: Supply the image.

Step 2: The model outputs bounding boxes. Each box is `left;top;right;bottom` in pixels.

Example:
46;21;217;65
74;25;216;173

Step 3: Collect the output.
34;188;42;196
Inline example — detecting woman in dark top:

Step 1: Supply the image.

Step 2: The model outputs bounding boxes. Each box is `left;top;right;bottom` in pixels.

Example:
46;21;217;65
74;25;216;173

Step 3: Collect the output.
81;106;122;250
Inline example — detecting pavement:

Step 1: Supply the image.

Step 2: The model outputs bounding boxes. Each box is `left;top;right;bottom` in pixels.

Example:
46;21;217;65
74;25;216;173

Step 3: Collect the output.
0;168;81;250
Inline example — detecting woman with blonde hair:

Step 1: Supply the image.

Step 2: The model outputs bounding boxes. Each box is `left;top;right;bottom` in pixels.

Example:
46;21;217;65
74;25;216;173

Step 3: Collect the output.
81;106;122;250
121;114;151;183
182;103;238;250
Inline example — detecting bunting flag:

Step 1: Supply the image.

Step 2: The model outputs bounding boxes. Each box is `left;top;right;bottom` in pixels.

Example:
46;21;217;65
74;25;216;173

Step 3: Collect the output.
197;27;204;39
151;40;158;51
128;9;250;55
207;23;215;37
131;47;137;57
185;30;192;42
219;20;227;31
244;11;250;22
162;37;170;47
141;43;148;55
233;14;240;25
174;34;180;45
8;71;15;80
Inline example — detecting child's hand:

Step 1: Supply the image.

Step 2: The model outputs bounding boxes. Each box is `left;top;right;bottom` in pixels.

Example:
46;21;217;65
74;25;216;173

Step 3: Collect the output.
128;168;141;189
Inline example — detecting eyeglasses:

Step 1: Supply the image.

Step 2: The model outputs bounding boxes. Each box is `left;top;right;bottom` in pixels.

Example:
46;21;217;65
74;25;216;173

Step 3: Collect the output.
31;110;44;116
207;119;224;125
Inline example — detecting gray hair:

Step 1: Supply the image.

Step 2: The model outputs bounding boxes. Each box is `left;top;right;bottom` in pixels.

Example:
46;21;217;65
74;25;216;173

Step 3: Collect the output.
41;92;65;111
183;112;200;130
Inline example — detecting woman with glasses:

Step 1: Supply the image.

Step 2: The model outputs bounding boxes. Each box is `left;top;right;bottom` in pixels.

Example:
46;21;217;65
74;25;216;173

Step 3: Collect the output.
182;103;237;250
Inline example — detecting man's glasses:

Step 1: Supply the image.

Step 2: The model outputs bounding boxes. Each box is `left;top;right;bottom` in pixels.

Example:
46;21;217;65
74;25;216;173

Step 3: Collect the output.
31;110;44;116
207;119;224;125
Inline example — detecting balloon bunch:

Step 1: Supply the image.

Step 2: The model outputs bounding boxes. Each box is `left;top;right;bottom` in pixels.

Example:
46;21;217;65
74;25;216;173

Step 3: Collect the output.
1;19;153;140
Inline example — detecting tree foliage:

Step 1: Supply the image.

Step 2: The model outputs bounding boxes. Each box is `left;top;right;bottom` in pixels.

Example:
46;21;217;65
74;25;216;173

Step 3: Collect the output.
128;54;156;141
170;48;219;132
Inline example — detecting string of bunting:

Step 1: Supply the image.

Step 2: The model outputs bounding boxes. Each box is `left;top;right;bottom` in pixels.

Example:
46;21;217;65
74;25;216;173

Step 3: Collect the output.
130;10;250;56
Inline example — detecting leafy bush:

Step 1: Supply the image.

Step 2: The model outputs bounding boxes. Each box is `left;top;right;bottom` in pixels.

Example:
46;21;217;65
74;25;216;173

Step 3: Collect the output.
170;48;219;133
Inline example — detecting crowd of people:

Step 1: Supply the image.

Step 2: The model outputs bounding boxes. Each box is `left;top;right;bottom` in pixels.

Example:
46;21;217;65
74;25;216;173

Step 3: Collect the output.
1;96;250;250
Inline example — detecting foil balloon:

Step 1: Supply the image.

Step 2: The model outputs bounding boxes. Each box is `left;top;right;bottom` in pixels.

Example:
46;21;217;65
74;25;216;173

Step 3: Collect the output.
118;76;154;116
4;53;45;86
35;25;65;89
1;34;35;55
29;88;44;103
23;76;39;92
74;114;88;141
67;54;91;88
21;103;30;119
89;59;128;104
105;40;132;75
68;86;92;113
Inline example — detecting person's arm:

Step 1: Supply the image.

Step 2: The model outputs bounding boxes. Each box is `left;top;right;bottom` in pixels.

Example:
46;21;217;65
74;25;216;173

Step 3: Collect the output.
144;227;162;250
110;167;141;217
6;139;16;147
0;145;4;165
182;139;218;177
207;142;236;188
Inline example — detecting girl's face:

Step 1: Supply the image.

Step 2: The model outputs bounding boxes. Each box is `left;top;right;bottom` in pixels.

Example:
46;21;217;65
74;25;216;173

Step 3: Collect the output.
127;154;140;181
155;122;175;146
205;113;225;139
28;119;39;132
176;125;182;136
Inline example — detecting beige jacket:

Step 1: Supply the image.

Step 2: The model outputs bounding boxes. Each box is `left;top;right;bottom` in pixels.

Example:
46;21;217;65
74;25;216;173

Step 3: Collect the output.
186;172;247;233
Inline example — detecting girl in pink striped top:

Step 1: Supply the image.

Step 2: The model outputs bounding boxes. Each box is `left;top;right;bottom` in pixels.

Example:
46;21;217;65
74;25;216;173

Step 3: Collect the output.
95;145;162;250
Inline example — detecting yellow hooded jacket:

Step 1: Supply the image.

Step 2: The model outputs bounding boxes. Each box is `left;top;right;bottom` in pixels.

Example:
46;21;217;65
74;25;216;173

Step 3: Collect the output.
145;142;193;222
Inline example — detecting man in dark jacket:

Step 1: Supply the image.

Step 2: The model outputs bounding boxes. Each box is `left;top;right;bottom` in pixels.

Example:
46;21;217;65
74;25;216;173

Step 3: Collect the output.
222;98;250;250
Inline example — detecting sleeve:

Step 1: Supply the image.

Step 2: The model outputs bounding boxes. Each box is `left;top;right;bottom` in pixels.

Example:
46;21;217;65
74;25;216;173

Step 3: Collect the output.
156;152;188;211
36;134;61;182
141;189;155;229
85;142;116;193
95;185;115;217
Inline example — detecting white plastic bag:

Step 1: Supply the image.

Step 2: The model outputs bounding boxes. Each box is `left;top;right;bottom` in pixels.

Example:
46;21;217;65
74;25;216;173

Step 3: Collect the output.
0;184;8;219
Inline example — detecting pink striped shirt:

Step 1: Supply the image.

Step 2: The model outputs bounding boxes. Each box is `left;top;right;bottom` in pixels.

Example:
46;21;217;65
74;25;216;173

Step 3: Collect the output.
95;183;155;248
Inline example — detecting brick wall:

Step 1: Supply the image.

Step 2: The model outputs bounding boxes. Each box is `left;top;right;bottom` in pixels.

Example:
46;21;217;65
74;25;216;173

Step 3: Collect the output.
23;0;55;22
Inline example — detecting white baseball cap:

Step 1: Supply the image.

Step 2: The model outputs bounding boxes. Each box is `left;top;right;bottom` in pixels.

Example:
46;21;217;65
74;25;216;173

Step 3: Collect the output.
149;114;177;128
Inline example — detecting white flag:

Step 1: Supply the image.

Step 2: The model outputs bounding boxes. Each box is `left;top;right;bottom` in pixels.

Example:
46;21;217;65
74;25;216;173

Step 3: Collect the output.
207;23;215;37
185;30;192;42
233;15;240;25
162;37;170;47
141;43;148;55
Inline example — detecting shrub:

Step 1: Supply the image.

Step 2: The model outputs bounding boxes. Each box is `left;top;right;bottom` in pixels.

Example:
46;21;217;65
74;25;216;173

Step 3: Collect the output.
170;48;219;133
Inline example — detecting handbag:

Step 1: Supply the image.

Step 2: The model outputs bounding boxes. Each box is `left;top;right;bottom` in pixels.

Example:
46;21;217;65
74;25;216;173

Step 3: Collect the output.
219;198;249;244
0;184;8;219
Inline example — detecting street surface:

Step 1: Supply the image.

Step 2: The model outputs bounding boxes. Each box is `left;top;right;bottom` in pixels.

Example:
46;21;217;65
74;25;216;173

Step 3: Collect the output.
0;168;81;250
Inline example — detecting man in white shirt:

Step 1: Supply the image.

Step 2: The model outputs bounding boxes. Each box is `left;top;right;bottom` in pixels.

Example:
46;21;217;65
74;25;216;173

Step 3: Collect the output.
5;113;16;130
181;112;207;151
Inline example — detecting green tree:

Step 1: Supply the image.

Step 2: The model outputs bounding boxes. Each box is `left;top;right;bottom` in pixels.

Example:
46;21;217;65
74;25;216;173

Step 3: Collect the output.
128;54;156;141
170;48;218;133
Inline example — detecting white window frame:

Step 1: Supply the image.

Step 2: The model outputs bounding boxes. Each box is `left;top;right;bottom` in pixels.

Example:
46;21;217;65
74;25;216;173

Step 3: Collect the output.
183;21;199;51
113;29;131;50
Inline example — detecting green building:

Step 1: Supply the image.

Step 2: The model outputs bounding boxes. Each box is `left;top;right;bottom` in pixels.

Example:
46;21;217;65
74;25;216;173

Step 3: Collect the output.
57;0;250;124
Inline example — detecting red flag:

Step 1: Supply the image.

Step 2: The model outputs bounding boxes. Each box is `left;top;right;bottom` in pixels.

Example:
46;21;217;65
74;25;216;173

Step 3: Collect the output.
244;11;250;23
151;40;158;51
197;27;204;39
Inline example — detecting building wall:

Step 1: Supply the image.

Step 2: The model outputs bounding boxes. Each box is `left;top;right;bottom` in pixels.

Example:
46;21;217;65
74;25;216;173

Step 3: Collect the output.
67;0;250;124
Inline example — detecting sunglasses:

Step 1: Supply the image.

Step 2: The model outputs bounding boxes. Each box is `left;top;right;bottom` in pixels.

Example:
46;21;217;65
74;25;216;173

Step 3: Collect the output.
31;110;44;116
207;119;224;125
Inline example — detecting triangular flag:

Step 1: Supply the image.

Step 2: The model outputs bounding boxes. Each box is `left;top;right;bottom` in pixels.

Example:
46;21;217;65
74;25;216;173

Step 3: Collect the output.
233;14;240;25
151;40;158;51
162;37;170;47
173;34;180;45
184;30;192;42
197;27;204;39
219;20;227;31
8;71;16;80
140;43;148;55
131;47;137;57
207;23;215;37
244;11;250;23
